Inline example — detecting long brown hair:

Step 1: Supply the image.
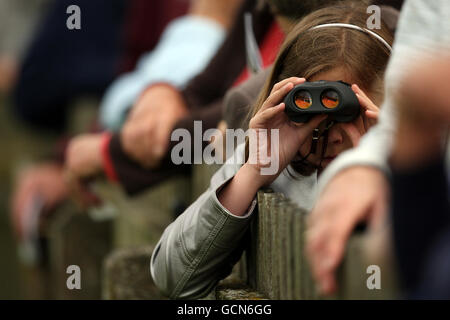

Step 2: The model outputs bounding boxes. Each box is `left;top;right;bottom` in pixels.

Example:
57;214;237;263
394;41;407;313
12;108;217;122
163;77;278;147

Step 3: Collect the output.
245;2;393;175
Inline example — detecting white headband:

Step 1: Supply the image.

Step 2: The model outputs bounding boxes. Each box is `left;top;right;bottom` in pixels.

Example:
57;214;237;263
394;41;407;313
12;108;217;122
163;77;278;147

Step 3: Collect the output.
310;23;392;52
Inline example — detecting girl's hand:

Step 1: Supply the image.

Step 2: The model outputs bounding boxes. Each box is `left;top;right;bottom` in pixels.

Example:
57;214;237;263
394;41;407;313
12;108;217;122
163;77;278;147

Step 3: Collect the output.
352;84;380;130
247;77;327;186
218;78;326;217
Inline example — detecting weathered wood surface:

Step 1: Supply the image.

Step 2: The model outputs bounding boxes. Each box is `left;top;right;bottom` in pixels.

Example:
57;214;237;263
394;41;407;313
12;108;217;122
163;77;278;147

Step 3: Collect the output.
93;177;191;249
102;246;166;300
249;191;317;300
251;191;398;300
47;202;113;299
216;277;267;300
97;164;398;300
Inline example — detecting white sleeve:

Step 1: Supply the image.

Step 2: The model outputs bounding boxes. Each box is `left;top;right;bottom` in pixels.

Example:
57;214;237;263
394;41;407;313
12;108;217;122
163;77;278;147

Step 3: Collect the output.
99;16;225;131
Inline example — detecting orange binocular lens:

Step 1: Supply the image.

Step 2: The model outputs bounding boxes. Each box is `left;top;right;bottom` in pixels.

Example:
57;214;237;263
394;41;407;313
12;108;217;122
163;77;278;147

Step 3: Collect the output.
321;90;340;109
294;91;312;109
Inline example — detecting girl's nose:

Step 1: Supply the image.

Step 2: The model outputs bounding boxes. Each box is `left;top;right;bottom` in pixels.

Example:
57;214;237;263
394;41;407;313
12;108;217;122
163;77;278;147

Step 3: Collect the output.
328;125;343;145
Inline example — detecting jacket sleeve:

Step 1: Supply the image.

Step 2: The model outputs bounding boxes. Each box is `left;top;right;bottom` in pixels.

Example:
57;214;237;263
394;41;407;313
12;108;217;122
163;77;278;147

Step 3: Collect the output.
104;101;224;196
181;0;273;110
150;145;257;299
99;16;226;131
316;0;448;197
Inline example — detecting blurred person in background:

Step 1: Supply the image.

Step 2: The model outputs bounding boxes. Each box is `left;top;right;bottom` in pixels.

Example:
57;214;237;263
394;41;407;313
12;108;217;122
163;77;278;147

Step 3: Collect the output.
306;0;449;296
64;0;278;195
63;0;244;199
12;0;128;133
63;0;243;189
10;0;242;240
98;0;243;132
9;0;190;239
390;55;450;299
0;0;51;94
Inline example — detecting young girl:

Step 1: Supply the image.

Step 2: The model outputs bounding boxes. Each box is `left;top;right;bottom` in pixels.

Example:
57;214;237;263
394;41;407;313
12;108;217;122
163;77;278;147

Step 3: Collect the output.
151;3;393;299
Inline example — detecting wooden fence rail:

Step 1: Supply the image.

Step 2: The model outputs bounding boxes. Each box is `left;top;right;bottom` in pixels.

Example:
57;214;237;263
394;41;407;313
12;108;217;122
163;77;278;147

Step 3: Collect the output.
19;163;398;300
244;190;399;300
98;164;399;300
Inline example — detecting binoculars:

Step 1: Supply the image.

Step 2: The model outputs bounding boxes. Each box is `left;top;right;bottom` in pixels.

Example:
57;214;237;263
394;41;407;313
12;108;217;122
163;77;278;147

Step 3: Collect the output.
284;81;360;123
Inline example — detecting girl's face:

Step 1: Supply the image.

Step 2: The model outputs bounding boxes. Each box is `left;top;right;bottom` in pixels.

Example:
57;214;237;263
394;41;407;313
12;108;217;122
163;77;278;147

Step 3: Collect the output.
296;67;378;172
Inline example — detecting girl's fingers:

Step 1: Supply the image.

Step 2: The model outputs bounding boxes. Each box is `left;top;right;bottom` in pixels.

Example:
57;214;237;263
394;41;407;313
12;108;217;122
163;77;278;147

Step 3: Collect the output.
260;82;294;112
271;77;305;93
355;95;379;115
365;110;378;119
362;111;369;131
353;85;379;110
352;84;370;100
258;103;285;122
362;110;379;130
260;78;305;114
353;85;380;131
366;111;378;127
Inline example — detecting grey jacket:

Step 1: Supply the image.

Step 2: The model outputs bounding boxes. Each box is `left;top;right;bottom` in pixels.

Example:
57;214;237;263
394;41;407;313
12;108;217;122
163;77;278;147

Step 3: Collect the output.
150;143;317;299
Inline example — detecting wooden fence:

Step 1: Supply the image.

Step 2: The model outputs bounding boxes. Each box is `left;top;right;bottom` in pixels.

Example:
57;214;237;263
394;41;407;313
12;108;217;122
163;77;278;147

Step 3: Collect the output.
99;163;399;300
16;163;399;300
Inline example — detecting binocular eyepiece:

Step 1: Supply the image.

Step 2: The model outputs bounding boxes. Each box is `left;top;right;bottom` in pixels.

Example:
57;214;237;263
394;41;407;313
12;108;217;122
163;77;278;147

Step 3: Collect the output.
284;80;360;123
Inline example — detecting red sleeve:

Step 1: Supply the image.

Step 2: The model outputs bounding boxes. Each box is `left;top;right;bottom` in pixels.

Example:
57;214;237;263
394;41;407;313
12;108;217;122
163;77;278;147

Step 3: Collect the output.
100;132;119;182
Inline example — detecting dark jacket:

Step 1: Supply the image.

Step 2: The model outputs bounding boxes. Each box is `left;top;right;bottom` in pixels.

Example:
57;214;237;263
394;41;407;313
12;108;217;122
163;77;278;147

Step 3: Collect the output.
105;0;274;195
